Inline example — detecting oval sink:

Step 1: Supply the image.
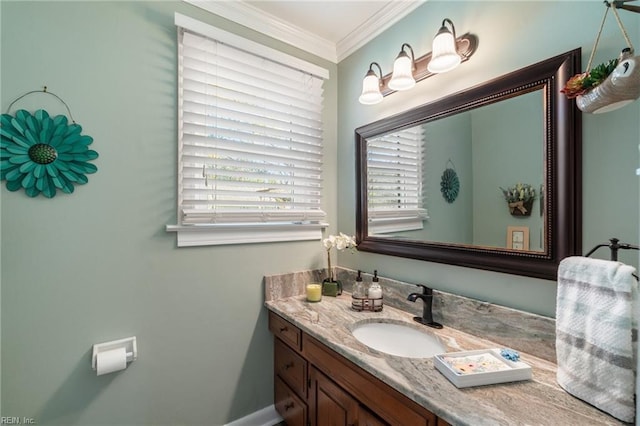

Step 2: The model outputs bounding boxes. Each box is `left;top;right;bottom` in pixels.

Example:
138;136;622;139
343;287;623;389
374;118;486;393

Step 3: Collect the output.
352;321;445;358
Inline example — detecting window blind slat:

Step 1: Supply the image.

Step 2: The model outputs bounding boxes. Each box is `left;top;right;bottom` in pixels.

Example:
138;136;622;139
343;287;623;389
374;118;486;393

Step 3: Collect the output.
182;72;323;117
181;44;324;106
367;127;425;222
178;27;325;225
182;110;322;142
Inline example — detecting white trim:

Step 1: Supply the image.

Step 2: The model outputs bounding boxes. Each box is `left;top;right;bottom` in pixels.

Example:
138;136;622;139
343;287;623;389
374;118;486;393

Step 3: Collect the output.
166;223;328;247
182;0;336;63
175;12;329;79
224;405;282;426
181;0;424;63
336;1;426;62
369;217;425;234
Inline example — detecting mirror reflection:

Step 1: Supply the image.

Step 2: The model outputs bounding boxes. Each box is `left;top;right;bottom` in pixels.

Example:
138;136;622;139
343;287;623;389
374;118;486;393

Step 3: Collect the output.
367;90;546;253
356;49;582;280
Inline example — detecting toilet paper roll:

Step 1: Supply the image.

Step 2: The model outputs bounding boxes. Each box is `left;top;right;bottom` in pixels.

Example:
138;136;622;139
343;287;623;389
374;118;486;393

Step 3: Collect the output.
96;347;127;376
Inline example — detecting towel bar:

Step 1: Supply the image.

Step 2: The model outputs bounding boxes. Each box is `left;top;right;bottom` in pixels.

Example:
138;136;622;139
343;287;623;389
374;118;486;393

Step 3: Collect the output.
585;238;639;280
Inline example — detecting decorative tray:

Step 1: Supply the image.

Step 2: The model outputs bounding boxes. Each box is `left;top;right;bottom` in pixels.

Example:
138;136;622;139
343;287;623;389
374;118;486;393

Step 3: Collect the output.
434;348;532;388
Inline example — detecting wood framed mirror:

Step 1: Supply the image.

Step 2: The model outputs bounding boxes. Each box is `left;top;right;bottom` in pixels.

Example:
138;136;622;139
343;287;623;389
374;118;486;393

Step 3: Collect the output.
355;49;582;280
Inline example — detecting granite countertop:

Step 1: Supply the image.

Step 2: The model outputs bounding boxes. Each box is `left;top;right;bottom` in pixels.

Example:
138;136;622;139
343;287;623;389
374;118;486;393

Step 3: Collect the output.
265;293;626;426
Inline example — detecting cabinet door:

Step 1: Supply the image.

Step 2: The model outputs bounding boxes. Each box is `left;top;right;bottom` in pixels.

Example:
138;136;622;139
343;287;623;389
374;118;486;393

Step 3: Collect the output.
309;366;358;426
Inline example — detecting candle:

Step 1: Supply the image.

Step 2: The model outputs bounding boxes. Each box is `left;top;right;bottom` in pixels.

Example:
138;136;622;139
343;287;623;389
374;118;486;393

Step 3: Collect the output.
306;283;322;302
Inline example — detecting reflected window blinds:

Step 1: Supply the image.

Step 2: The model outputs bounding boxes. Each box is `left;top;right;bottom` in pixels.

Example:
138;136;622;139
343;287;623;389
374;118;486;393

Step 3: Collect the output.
367;126;427;230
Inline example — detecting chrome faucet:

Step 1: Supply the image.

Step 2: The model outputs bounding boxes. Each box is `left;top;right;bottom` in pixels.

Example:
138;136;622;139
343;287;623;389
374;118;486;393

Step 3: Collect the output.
407;284;443;329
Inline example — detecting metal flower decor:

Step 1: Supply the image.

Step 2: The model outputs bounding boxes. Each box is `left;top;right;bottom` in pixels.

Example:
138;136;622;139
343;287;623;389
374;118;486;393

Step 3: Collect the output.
440;167;460;203
1;109;98;198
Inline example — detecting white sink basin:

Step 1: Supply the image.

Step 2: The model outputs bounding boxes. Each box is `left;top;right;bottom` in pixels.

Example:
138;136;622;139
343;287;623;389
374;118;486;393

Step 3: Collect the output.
351;321;445;358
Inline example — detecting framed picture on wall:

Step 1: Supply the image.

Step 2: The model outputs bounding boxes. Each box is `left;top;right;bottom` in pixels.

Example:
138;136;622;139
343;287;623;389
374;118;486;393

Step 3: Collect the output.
507;226;529;251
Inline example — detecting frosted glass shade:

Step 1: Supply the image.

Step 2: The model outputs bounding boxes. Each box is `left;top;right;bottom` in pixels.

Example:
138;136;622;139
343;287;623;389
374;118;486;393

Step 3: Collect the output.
428;29;461;74
359;71;383;105
388;53;415;91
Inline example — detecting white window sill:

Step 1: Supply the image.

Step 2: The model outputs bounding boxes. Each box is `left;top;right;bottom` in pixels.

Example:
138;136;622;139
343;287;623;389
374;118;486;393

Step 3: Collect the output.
166;222;329;247
369;217;427;234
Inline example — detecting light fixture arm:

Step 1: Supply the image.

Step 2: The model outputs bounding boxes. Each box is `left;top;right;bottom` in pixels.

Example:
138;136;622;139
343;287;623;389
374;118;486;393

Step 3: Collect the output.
441;18;457;41
368;62;383;81
400;43;416;69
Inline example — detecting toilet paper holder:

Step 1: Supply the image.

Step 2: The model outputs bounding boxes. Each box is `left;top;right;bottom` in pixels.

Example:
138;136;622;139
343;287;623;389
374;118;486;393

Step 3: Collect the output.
91;336;137;372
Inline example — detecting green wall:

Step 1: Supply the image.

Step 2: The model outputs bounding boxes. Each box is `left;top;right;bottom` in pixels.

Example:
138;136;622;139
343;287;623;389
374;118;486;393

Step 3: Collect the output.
421;113;473;244
0;1;337;424
2;0;639;424
472;92;544;250
337;1;639;317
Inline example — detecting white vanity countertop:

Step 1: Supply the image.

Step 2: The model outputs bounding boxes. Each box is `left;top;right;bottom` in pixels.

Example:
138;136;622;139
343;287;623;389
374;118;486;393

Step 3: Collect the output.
265;293;627;426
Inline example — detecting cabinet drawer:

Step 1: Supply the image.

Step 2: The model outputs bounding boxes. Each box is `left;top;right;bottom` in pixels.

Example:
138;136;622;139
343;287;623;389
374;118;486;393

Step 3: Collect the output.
275;376;307;426
275;338;307;399
269;311;302;351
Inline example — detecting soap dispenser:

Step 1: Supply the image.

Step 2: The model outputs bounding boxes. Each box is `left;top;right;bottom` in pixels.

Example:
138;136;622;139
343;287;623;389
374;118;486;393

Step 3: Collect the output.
351;270;365;311
368;270;383;310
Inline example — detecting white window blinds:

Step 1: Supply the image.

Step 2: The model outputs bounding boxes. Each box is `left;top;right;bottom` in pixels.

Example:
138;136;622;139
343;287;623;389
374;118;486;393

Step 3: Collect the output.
177;26;326;226
367;126;427;232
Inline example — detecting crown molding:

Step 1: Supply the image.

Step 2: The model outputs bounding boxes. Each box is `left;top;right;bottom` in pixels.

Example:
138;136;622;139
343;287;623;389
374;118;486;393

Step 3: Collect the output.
336;1;425;62
183;0;337;62
183;0;424;64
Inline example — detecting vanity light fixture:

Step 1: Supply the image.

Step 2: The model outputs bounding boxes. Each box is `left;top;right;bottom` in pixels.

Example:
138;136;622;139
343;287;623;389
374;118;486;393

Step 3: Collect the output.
428;19;462;74
358;18;478;105
358;62;384;105
388;43;416;91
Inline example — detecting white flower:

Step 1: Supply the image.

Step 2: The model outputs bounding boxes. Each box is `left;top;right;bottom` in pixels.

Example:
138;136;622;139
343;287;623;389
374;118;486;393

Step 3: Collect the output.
322;232;356;282
323;233;356;251
323;235;335;249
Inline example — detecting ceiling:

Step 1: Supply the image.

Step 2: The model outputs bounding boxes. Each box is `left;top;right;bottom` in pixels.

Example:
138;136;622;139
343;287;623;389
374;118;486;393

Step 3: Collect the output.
184;0;425;62
245;1;394;45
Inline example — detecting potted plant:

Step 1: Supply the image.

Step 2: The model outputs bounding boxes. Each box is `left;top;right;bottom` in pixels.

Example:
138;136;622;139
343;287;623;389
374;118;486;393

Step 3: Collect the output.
500;183;536;216
561;57;619;100
322;233;357;296
560;4;640;114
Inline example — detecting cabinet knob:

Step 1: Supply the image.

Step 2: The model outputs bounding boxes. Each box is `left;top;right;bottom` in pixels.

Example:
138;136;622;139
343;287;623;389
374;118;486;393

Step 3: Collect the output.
279;326;288;332
284;401;295;411
284;361;294;370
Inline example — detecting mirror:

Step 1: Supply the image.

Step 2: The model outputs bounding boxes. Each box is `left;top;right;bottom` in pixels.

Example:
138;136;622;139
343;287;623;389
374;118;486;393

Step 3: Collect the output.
356;49;582;280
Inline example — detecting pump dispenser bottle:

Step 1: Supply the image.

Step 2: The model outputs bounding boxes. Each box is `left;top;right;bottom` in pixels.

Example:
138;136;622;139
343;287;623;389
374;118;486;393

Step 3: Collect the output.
368;270;383;309
351;270;365;310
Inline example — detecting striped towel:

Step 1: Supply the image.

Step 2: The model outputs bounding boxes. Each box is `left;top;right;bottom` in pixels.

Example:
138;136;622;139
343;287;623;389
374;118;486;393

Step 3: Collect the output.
556;256;637;423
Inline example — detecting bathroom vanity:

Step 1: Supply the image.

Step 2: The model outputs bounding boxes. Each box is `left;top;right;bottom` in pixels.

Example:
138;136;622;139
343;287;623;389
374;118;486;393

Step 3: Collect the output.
270;310;442;426
265;283;627;426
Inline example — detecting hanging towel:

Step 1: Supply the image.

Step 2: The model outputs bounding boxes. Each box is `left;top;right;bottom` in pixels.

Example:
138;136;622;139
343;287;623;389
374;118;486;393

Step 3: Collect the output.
556;256;638;423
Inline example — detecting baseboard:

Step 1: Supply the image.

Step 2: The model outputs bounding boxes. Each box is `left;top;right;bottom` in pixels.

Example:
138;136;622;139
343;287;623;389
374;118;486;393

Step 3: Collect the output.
224;405;283;426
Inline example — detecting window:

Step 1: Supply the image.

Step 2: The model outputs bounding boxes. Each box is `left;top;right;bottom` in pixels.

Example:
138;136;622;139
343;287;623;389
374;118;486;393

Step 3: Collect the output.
168;14;329;247
367;126;428;234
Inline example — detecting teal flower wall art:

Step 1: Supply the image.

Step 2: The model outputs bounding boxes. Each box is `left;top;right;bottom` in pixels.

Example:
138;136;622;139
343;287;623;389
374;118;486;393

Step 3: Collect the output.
1;109;98;198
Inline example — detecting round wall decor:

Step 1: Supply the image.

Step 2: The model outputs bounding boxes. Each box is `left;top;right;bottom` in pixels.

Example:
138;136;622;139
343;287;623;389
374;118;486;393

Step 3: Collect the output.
1;109;98;198
440;167;460;203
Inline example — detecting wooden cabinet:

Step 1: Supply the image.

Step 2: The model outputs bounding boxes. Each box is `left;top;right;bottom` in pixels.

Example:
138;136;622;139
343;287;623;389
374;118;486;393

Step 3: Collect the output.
269;311;443;426
275;375;307;426
270;311;302;350
309;366;358;426
359;408;388;426
272;315;308;426
275;338;307;399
